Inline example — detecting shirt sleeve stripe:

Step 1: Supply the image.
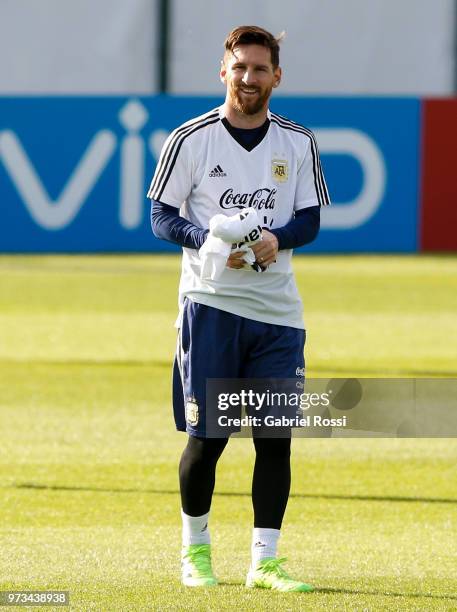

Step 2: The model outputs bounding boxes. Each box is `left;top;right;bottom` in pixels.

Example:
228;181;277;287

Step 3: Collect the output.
271;114;330;207
270;113;330;206
147;110;220;200
276;114;330;206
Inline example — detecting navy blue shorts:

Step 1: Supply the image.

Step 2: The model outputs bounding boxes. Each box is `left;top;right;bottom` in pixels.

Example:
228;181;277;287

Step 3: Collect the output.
173;298;306;437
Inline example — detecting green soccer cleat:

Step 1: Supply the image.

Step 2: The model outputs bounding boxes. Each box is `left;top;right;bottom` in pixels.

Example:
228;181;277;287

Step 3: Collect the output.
246;557;314;592
181;544;218;587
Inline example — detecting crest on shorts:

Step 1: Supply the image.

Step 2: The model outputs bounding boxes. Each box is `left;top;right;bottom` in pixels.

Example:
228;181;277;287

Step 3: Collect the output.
271;159;288;183
186;398;199;426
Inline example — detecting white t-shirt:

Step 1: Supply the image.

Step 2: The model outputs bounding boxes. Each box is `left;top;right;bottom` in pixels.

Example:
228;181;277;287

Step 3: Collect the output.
148;105;330;329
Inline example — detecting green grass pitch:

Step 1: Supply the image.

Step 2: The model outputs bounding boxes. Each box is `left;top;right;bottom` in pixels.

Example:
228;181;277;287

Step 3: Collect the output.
0;254;456;611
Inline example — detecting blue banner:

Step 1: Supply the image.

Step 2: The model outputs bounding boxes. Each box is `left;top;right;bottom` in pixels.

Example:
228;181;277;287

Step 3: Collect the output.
0;96;420;252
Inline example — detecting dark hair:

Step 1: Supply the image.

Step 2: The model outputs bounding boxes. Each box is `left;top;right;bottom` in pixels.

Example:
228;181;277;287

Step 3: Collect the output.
224;25;283;69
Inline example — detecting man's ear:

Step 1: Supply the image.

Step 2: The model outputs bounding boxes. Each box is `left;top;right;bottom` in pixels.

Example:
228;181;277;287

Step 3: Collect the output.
273;67;282;88
220;60;227;85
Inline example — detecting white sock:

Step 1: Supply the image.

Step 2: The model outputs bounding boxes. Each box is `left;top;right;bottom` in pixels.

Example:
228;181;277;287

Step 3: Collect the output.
181;509;210;546
251;528;280;567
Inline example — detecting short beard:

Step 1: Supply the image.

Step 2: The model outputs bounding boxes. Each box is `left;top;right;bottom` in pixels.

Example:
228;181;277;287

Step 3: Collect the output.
230;85;272;116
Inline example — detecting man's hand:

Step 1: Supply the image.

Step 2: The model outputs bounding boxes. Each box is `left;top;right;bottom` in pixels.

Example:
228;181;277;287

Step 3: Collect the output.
226;229;279;270
251;229;278;267
226;250;246;269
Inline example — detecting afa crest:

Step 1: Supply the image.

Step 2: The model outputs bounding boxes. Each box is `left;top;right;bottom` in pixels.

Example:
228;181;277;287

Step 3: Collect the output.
186;398;199;426
271;159;289;183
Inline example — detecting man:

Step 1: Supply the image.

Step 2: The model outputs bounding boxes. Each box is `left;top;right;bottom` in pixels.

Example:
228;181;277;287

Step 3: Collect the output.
148;25;330;592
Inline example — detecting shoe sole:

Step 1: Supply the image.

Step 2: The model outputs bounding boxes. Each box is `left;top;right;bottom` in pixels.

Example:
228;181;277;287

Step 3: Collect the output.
246;576;314;592
182;578;218;587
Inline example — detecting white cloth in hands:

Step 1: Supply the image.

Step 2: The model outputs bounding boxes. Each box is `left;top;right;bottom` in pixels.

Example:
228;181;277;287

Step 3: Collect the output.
199;209;263;281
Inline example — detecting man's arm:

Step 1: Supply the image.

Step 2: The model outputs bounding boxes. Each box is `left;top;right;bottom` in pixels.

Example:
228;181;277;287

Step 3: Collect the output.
269;205;320;250
228;206;320;269
150;200;209;249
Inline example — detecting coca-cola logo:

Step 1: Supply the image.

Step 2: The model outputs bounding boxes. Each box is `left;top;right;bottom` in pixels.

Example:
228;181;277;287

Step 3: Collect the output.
219;187;277;210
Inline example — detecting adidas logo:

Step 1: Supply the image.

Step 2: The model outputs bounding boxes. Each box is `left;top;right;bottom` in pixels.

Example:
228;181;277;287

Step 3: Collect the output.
209;164;227;177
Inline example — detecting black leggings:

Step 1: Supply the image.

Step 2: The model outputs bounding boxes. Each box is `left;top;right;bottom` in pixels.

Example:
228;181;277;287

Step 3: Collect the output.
179;436;291;529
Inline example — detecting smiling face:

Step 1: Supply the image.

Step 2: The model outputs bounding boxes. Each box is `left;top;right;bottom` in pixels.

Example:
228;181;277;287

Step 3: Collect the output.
221;44;281;117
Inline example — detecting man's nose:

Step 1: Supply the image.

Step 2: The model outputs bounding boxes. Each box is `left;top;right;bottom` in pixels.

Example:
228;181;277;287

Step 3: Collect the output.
242;69;256;85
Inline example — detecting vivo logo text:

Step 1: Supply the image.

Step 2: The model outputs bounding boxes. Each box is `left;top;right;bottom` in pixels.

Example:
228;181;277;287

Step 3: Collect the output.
0;100;167;231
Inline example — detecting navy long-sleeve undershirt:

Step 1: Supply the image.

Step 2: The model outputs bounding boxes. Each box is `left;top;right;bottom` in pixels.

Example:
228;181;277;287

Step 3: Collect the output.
270;206;320;250
150;199;320;251
151;201;209;249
